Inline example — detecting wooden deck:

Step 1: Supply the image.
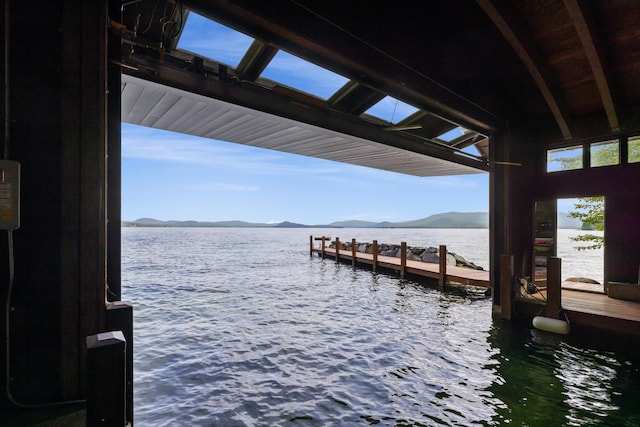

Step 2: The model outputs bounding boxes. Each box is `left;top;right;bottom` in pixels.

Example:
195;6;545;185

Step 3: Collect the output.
312;245;490;288
516;284;640;335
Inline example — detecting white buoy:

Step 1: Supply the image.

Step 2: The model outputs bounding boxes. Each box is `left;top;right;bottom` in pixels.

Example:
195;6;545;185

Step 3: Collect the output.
532;316;570;335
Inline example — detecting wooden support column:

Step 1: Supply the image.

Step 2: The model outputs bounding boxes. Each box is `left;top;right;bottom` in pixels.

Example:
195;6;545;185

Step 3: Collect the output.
439;245;447;288
372;240;378;272
335;237;340;262
321;237;326;258
546;257;562;319
309;235;313;256
400;241;407;278
352;238;357;267
86;331;126;427
106;301;133;426
500;254;514;320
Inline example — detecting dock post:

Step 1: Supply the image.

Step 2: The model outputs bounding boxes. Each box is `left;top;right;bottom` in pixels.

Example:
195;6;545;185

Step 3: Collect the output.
372;240;378;272
400;241;407;278
86;331;127;427
352;238;357;267
546;257;562;319
321;237;326;258
335;237;340;262
310;235;313;256
438;245;447;289
500;254;514;320
106;301;134;426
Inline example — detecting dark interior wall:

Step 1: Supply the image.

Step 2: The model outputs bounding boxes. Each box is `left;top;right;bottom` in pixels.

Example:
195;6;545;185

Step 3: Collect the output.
500;120;640;287
538;159;640;284
1;0;109;407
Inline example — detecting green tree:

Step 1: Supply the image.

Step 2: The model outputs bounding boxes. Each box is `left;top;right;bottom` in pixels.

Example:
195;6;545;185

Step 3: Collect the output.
568;196;604;250
549;140;640;250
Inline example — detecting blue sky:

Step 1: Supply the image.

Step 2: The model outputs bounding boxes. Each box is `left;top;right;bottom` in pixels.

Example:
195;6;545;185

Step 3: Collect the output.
121;12;490;224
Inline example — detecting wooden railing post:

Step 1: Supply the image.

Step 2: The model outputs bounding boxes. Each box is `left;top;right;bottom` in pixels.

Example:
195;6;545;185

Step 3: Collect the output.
372;240;378;272
335;237;340;262
352;238;357;267
86;331;126;426
500;254;514;320
310;235;313;256
438;245;447;288
546;257;562;319
321;237;326;258
400;241;407;278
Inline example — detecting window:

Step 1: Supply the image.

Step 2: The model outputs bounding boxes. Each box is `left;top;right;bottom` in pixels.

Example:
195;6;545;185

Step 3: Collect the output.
177;12;254;68
547;146;583;172
260;50;349;100
363;96;419;124
629;136;640;163
590;140;619;167
436;127;468;142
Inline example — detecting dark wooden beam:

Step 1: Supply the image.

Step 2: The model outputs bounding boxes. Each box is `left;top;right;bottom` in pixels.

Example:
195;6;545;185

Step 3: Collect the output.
184;0;499;135
123;60;490;172
564;0;620;132
476;0;572;140
236;39;278;82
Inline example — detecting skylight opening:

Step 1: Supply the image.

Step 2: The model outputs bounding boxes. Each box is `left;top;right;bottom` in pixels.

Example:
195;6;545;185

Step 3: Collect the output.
363;96;420;124
260;50;350;100
436;127;467;142
177;12;254;68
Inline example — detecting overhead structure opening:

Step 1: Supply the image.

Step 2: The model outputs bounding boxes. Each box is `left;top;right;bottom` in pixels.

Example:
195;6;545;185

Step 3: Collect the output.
119;2;492;178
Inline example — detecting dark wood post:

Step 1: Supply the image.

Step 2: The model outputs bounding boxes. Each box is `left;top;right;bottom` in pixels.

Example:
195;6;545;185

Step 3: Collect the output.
500;254;514;320
439;245;447;288
321;237;326;258
372;240;378;272
400;241;407;278
352;238;357;267
310;235;313;256
86;331;126;427
546;256;562;319
335;237;340;262
106;301;133;426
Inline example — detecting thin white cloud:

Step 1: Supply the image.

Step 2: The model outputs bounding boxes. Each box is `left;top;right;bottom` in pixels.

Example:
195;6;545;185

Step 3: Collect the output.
123;127;350;177
195;182;259;192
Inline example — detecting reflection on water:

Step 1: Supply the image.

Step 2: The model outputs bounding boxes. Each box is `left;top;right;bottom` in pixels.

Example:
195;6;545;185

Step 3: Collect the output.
123;228;638;426
488;322;640;426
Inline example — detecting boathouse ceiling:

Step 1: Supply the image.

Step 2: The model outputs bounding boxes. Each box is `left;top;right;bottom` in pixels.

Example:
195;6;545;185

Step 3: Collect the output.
118;0;640;176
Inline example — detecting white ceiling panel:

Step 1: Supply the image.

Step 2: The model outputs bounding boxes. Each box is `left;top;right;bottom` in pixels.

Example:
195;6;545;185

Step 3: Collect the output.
121;74;484;177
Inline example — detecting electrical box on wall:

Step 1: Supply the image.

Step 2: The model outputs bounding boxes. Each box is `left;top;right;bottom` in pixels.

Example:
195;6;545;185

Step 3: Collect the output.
0;160;20;230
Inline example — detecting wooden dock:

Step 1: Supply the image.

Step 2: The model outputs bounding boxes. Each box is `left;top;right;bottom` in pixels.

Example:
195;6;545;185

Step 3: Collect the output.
310;236;490;288
311;236;640;336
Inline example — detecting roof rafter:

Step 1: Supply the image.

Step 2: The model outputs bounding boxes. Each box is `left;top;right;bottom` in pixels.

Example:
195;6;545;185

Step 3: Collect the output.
235;40;278;82
476;0;572;140
563;0;619;132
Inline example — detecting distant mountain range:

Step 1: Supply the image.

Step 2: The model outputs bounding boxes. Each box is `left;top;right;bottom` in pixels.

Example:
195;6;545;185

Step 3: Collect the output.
123;211;583;229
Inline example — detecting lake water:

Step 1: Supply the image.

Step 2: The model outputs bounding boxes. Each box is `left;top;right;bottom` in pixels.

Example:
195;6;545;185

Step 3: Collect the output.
122;227;637;426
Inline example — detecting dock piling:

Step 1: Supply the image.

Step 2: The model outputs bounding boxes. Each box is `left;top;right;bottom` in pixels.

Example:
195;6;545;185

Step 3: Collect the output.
372;240;378;272
352;238;357;267
546;257;562;319
438;245;447;289
500;254;514;320
400;241;407;278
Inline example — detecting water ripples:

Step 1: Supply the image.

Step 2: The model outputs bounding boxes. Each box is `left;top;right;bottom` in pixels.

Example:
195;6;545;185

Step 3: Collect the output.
122;228;639;426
